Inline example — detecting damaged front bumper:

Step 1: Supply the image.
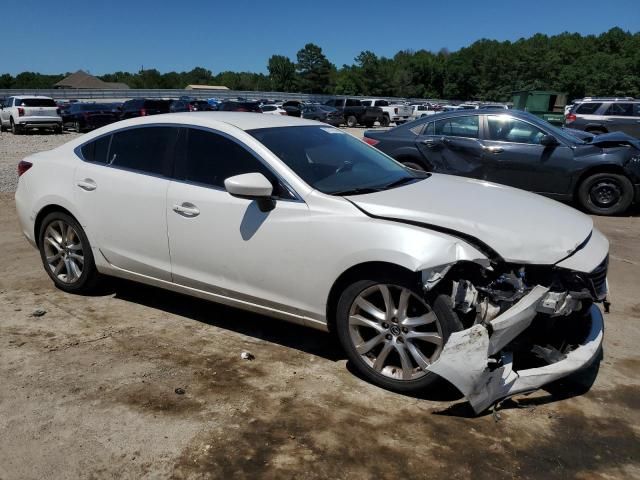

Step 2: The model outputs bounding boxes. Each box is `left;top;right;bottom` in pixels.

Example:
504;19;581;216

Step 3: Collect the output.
427;288;604;414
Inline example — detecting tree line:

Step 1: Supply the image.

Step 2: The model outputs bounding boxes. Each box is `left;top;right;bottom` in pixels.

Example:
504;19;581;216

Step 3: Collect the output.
1;28;638;101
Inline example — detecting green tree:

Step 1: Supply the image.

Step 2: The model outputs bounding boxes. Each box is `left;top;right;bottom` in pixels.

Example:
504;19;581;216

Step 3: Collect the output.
296;43;334;93
267;55;297;92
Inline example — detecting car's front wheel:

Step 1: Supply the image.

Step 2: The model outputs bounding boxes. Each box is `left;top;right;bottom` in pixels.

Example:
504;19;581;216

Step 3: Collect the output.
577;173;633;215
336;276;462;393
38;212;100;293
346;115;358;128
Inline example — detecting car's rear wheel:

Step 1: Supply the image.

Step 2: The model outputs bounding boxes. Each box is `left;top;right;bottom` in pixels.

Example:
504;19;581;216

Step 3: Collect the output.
38;212;100;293
74;121;82;132
578;173;634;215
346;115;358;128
380;115;390;127
10;118;22;135
336;276;462;393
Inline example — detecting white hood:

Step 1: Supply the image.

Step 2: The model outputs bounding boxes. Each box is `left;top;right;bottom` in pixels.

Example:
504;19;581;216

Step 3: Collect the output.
350;174;593;264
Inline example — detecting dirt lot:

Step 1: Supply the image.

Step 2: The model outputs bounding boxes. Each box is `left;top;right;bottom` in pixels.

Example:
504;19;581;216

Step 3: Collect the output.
0;132;639;479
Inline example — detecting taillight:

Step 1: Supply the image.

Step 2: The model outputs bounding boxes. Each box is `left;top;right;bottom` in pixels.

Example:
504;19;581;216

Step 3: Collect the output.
363;137;380;146
188;104;195;112
279;111;288;115
17;107;25;117
394;107;399;114
565;113;576;123
140;108;146;116
18;160;33;176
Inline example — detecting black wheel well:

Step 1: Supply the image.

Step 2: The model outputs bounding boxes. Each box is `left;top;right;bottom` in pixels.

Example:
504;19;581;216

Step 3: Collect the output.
34;205;75;247
574;165;630;198
325;261;418;333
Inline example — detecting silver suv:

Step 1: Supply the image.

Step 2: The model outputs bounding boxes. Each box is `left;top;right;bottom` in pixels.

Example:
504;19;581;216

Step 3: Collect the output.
0;96;63;134
565;97;640;138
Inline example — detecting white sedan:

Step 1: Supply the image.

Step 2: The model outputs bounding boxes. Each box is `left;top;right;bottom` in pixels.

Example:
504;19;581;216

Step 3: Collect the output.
14;113;608;413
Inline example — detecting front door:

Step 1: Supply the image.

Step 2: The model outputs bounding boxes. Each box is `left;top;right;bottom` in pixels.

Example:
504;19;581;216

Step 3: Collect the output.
166;127;311;316
480;114;574;194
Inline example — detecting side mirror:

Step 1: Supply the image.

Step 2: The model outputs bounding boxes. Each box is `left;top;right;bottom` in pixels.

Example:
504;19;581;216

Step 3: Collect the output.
540;134;559;147
224;172;275;212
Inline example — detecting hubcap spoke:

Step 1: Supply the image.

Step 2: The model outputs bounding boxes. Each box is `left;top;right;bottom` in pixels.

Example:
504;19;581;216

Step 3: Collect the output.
349;314;384;333
402;312;437;328
356;334;385;355
373;342;393;371
45;235;62;252
378;284;393;319
395;344;413;380
397;288;410;320
355;297;386;321
46;252;62;263
406;341;431;369
405;331;442;345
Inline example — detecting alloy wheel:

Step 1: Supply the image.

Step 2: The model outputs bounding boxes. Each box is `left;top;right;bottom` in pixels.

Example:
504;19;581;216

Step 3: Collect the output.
43;220;84;284
348;284;443;381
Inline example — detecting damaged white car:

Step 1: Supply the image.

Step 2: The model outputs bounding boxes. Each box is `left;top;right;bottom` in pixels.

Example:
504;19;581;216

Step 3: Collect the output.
15;113;608;413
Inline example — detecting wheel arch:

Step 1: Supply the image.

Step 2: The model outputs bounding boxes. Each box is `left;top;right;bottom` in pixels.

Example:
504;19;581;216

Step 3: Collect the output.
325;261;419;333
34;204;78;247
573;164;632;200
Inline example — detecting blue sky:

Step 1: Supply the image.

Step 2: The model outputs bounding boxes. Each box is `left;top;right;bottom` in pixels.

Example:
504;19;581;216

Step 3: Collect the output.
4;0;639;75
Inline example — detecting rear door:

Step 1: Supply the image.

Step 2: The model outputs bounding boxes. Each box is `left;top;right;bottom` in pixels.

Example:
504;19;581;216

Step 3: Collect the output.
415;114;486;178
74;126;179;280
480;114;574;194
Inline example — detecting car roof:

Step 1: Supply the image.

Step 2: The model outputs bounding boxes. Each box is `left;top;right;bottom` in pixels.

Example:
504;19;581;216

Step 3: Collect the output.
14;95;54;100
100;112;324;132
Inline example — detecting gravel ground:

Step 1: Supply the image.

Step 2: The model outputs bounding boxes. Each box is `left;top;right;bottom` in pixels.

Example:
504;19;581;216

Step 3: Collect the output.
0;131;81;192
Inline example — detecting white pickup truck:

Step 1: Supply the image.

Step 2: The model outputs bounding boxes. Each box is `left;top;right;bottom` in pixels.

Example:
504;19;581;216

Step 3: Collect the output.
360;99;412;125
0;95;62;134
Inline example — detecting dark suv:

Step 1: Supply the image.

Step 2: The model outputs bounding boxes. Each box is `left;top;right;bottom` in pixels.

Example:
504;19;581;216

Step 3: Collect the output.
565;97;640;138
364;110;640;215
119;99;173;120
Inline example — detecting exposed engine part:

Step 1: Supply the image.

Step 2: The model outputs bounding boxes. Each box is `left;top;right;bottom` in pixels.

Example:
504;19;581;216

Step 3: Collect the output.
537;291;582;317
421;265;452;292
476;297;501;324
451;280;479;314
477;271;527;304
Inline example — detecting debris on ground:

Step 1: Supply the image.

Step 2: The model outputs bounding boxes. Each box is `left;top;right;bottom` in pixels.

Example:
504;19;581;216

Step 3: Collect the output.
31;308;47;317
174;387;186;395
240;351;255;361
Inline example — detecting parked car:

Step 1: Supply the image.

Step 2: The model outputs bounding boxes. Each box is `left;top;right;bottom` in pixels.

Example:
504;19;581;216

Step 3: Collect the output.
0;96;62;134
218;101;262;113
565;97;640;138
170;99;215;113
282;100;304;117
15;112;608;414
301;104;343;126
360;99;412;125
61;103;120;132
261;104;288;116
363;109;640;215
324;98;384;127
410;104;437;120
119;99;172;120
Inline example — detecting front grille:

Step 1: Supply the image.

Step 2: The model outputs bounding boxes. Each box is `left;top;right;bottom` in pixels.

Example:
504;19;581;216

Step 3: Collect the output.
588;255;608;300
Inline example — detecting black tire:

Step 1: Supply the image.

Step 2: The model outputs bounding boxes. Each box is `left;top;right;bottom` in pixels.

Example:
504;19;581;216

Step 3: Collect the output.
346;115;358;128
38;211;101;293
54;124;63;134
336;275;462;393
577;173;634;215
10;118;22;135
380;115;390;127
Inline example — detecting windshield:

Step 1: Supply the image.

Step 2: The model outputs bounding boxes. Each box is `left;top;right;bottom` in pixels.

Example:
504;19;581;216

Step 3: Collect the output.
248;126;425;195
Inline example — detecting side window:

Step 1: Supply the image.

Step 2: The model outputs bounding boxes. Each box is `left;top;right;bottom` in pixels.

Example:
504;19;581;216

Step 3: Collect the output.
424;122;435;135
180;128;294;199
604;103;633;116
108;126;178;175
434;116;479;138
346;99;360;107
325;100;335;107
575;102;602;114
80;135;111;163
486;116;545;144
375;100;389;107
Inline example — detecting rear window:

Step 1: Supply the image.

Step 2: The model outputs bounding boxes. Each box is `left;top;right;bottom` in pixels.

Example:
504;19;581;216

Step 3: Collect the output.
80;135;111;163
575;102;602;114
434;115;479;138
143;100;171;111
604;103;634;116
16;98;56;107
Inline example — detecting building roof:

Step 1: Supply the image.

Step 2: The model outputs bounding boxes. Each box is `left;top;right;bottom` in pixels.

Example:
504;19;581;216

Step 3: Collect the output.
53;70;129;89
185;84;229;90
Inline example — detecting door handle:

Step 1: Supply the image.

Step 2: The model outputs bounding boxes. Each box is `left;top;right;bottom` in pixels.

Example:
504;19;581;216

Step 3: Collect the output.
76;179;97;191
483;146;504;154
172;203;200;217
